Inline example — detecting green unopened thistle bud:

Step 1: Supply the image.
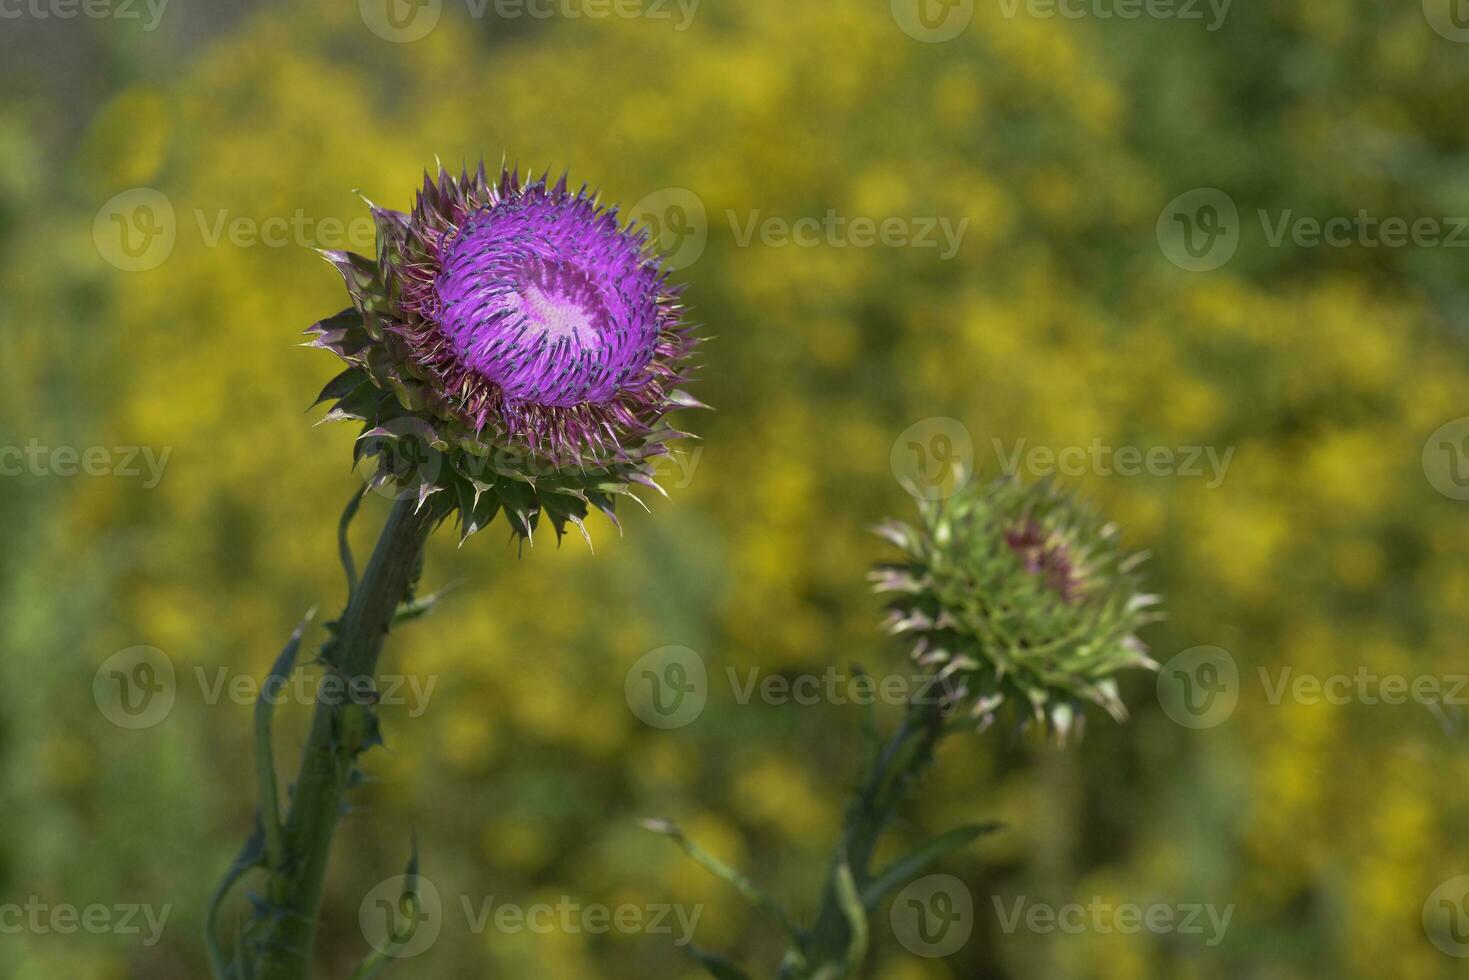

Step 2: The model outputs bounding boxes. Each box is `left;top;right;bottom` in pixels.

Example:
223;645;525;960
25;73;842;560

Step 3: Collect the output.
872;473;1162;739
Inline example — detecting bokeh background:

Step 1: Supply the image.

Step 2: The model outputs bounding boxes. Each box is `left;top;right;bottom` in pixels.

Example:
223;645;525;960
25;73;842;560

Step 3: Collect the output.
4;0;1469;977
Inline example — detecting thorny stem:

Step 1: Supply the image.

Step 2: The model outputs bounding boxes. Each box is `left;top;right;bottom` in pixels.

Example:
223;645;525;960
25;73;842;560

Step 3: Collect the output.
800;687;948;975
249;496;436;980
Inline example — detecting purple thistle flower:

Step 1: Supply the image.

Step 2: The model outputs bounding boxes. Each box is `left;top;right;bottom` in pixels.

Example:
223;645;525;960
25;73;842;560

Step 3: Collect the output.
307;163;704;544
431;190;660;408
376;165;696;464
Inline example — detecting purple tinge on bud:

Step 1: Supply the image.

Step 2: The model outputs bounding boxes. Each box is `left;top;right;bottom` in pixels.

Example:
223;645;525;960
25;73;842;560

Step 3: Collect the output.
1005;520;1083;604
434;193;661;408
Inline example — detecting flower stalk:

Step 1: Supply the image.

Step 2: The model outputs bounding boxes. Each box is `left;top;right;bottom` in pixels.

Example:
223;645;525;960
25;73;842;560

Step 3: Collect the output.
801;688;948;973
650;476;1159;979
208;495;438;980
254;496;437;980
205;161;701;979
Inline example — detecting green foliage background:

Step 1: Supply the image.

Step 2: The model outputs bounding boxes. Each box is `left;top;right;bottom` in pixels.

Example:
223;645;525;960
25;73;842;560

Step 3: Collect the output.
3;1;1468;977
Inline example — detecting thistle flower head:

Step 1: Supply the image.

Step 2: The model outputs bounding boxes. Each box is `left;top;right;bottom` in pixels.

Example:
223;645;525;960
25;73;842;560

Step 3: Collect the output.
872;474;1162;739
307;163;703;545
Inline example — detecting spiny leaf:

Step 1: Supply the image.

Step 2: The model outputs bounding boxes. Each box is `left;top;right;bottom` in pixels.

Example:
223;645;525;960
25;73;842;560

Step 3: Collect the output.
393;580;461;626
311;367;369;409
256;607;316;873
834;858;868;974
860;823;1001;911
688;946;752;980
205;828;266;980
347;835;422;980
339;489;363;598
642;819;805;949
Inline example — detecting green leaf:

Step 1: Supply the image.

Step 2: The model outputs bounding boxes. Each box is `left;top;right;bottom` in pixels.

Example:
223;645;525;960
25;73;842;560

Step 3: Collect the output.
642;819;805;951
339;489;363;598
496;479;540;541
393;580;460;626
542;490;592;549
834;858;868;975
322;382;388;424
850;663;881;769
347;835;421;980
311;366;369;409
204;828;266;980
860;822;1001;910
687;946;751;980
256;608;316;873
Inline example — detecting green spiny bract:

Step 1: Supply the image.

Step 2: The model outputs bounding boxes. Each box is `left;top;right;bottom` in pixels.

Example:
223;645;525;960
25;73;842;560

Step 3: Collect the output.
872;474;1162;739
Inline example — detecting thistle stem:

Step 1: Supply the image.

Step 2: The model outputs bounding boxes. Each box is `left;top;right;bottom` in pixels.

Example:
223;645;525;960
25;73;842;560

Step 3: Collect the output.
802;692;946;974
253;495;436;980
